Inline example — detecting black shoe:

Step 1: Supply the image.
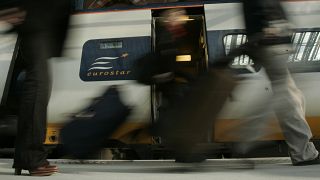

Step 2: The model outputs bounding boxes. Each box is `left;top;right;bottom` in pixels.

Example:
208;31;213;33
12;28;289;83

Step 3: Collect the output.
175;153;206;163
293;155;320;166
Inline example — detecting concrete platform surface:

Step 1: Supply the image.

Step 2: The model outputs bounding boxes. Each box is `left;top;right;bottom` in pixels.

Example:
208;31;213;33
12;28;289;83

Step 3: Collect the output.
0;158;319;180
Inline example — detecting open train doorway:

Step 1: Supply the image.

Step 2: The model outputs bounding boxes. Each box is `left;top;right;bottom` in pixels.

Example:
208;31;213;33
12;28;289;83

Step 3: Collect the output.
150;7;209;137
152;7;208;74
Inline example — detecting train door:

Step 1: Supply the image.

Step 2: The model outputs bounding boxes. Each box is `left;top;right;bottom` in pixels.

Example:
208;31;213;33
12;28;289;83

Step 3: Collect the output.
151;8;209;141
45;10;153;144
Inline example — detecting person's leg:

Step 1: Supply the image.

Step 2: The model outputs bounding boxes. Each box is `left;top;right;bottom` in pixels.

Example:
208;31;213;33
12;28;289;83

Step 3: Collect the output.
13;35;50;170
230;99;275;154
257;44;318;164
13;0;70;170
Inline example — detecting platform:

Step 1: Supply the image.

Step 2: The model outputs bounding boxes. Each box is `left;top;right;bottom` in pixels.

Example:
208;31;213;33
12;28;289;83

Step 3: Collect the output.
0;158;319;180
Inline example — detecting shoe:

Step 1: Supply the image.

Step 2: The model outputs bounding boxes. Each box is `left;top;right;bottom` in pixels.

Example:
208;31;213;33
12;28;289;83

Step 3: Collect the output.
293;154;320;166
175;152;207;163
14;164;58;176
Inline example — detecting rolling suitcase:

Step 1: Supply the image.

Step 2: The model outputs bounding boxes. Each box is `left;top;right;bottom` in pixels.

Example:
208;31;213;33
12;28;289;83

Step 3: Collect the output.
153;68;236;162
60;86;131;158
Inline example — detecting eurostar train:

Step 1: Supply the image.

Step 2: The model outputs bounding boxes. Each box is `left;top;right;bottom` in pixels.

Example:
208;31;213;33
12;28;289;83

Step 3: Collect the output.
0;0;320;158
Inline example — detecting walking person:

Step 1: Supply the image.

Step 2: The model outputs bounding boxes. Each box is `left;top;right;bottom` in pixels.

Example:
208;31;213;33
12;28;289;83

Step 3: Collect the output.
146;0;320;166
225;0;320;166
1;0;71;176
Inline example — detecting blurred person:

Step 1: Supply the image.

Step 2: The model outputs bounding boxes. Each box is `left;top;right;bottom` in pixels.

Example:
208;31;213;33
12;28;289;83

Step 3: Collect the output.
141;1;320;166
0;0;71;176
54;1;319;167
59;7;199;161
223;0;320;166
59;8;205;164
134;8;236;163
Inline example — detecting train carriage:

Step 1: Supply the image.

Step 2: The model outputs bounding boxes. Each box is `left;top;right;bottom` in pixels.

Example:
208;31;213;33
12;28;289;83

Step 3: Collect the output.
0;0;320;158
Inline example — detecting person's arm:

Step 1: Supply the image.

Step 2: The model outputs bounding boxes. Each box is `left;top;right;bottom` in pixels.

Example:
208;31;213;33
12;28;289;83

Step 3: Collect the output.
0;7;25;26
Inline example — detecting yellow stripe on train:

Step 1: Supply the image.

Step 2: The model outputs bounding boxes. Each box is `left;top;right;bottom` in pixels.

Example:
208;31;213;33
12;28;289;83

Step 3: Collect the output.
45;117;320;145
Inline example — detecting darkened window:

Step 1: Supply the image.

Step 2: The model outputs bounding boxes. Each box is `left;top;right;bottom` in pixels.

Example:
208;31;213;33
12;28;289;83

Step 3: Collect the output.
223;34;253;68
289;32;320;62
223;31;320;67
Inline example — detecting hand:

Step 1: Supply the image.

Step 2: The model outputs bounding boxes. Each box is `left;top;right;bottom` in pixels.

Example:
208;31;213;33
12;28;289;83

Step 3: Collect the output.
0;7;26;26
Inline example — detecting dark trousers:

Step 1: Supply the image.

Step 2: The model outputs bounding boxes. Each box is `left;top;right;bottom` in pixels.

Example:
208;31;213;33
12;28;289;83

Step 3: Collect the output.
13;0;70;169
13;36;51;170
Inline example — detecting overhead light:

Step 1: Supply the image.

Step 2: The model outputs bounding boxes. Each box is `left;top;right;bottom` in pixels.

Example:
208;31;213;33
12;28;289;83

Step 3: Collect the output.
162;15;195;22
176;55;191;62
179;15;195;21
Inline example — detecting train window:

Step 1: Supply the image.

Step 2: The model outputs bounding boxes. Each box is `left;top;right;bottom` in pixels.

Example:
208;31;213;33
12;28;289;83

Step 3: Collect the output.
224;31;320;66
223;34;254;68
289;32;320;62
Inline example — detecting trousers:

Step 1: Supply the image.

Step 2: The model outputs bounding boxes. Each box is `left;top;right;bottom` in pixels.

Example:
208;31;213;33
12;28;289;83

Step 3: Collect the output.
12;0;70;169
13;36;50;170
235;44;319;163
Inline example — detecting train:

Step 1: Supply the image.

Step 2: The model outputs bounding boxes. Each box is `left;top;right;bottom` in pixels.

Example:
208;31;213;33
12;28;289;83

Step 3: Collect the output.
0;0;320;159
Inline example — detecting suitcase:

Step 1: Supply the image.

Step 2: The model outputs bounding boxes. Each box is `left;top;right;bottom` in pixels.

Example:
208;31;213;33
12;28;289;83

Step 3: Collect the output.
153;69;236;162
60;86;131;158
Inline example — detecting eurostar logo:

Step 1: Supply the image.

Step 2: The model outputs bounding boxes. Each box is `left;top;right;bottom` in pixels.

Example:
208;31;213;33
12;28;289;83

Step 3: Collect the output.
88;57;115;71
88;52;128;71
80;36;151;81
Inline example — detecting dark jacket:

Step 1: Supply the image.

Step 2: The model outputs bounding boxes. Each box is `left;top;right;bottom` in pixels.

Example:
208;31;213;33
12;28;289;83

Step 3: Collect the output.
242;0;291;45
